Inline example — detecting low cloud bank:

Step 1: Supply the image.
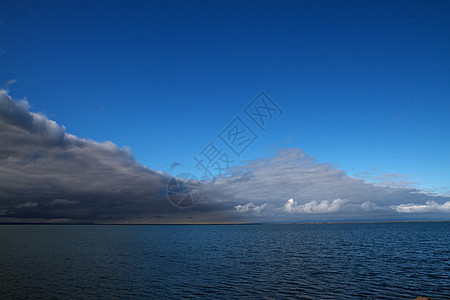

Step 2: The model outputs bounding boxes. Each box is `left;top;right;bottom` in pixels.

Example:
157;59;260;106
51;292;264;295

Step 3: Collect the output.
1;90;449;223
393;201;450;213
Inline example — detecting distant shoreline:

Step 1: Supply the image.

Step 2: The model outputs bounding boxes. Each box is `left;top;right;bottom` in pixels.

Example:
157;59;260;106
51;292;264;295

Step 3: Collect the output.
0;220;449;225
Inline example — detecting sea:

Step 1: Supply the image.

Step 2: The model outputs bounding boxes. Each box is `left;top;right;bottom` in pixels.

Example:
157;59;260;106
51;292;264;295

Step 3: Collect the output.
1;222;449;299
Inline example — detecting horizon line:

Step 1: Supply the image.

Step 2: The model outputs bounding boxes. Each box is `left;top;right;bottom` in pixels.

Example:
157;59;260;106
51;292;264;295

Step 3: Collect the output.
0;220;449;225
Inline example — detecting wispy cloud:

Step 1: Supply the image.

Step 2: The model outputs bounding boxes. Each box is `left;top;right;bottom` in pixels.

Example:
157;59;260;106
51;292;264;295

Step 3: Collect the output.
16;202;38;208
3;79;16;89
203;148;450;221
393;201;450;213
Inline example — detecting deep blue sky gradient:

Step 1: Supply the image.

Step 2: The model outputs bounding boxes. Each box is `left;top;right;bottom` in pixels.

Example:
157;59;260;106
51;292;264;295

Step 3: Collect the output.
1;0;449;192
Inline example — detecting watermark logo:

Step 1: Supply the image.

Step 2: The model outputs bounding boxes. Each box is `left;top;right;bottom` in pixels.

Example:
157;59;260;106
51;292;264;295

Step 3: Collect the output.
245;92;283;131
167;91;283;208
194;142;234;179
219;117;258;156
166;173;202;209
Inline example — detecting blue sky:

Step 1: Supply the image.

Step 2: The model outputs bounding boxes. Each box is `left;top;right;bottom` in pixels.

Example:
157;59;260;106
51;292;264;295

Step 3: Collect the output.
0;1;449;223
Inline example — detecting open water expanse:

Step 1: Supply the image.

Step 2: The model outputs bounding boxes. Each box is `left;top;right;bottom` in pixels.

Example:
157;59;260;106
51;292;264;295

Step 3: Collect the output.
0;222;449;299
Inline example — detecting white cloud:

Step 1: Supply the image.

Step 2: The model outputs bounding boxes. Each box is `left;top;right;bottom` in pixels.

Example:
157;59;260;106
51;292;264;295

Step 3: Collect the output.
283;198;348;214
360;201;379;212
393;201;450;213
203;148;450;221
235;202;268;214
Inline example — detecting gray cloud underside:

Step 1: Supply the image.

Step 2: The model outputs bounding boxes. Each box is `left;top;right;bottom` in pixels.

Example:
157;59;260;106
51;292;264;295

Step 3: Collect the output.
0;90;239;223
202;149;450;222
1;90;448;223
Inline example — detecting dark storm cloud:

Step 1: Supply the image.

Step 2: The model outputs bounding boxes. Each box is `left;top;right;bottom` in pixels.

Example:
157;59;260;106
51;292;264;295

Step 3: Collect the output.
1;90;448;223
0;90;238;223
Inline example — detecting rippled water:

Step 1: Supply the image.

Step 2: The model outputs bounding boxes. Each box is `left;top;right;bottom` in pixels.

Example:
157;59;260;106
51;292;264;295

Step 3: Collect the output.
1;222;449;299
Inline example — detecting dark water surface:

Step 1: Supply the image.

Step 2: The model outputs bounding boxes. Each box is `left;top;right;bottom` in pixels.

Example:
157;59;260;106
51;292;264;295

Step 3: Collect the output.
1;222;449;299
